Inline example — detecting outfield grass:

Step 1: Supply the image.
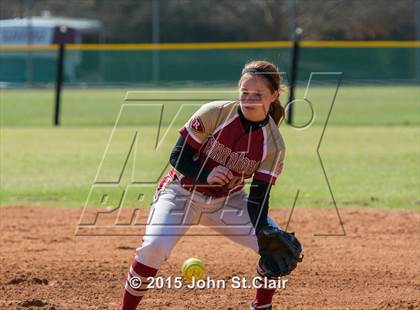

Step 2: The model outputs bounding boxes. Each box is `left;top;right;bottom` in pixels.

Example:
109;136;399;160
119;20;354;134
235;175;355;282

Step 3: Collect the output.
0;86;419;209
0;86;418;127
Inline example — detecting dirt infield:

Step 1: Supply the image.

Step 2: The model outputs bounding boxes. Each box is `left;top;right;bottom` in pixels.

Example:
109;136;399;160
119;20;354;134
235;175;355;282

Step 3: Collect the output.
0;206;419;309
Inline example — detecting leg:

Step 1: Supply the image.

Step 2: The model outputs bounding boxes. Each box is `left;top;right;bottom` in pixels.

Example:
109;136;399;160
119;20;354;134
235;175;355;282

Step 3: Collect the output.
136;185;199;269
120;184;198;310
201;191;280;310
201;191;280;253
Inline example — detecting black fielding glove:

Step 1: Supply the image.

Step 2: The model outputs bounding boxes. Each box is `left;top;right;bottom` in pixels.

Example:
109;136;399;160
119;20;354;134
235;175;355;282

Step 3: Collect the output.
257;225;303;277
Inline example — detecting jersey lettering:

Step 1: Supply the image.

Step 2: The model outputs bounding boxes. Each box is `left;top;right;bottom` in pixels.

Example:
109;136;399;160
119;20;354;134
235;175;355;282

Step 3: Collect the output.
203;136;259;176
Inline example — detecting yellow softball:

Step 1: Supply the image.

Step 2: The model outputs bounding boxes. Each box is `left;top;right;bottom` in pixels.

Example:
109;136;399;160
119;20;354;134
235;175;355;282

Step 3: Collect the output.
181;258;205;282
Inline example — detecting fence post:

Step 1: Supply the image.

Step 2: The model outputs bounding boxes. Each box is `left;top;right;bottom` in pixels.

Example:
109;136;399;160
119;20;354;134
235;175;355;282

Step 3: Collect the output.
287;27;302;125
54;42;65;126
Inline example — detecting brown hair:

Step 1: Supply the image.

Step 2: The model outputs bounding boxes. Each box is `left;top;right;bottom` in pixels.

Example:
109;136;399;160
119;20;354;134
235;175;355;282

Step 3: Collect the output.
239;60;287;126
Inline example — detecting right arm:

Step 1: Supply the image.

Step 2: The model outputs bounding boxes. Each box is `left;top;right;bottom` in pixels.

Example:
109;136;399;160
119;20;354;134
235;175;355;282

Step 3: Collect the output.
170;136;233;185
169;136;210;183
171;102;234;185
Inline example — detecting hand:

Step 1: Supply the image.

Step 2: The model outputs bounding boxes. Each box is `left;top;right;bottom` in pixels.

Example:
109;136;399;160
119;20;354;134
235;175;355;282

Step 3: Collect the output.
257;225;303;277
258;225;281;238
206;165;233;186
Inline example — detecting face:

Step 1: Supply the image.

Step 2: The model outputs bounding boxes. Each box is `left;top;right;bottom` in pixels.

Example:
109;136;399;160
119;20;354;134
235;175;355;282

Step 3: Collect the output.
239;74;278;122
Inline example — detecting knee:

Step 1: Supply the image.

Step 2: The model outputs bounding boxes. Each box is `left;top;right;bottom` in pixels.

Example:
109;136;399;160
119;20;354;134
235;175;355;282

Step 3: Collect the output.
142;238;171;258
135;238;173;269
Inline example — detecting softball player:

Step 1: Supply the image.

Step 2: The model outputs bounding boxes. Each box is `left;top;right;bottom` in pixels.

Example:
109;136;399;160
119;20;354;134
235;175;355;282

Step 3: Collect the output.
120;60;300;310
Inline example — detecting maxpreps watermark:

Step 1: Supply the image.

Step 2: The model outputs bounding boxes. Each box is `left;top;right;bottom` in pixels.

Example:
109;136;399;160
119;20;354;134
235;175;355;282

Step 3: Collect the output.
129;276;288;290
76;79;346;238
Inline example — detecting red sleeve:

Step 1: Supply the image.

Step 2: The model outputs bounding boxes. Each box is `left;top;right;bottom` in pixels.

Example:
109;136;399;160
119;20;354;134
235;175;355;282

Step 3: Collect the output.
179;126;202;150
253;170;278;185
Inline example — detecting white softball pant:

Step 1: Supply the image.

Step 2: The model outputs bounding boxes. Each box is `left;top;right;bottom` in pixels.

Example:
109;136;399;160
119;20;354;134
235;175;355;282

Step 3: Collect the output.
135;179;279;269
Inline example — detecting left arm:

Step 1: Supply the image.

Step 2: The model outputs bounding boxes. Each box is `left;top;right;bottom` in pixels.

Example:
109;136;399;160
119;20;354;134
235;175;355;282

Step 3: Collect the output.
251;146;303;278
248;135;285;233
247;178;272;234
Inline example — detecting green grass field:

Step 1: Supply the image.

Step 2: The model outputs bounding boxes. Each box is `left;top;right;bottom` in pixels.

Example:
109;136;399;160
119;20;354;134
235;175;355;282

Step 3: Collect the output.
0;86;419;209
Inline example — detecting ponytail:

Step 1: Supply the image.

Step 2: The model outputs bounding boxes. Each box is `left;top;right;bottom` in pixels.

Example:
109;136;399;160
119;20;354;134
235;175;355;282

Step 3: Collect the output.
269;99;285;126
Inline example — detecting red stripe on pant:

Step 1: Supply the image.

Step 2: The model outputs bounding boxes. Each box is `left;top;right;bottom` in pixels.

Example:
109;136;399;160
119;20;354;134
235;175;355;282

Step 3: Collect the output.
120;259;158;310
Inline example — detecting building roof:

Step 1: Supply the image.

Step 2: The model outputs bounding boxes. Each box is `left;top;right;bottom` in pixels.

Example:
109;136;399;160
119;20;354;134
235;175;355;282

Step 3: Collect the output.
0;16;103;33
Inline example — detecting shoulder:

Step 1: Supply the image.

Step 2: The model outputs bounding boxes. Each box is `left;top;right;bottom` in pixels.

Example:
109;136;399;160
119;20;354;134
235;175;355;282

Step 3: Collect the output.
264;117;285;152
198;100;238;114
194;100;239;125
185;100;238;137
